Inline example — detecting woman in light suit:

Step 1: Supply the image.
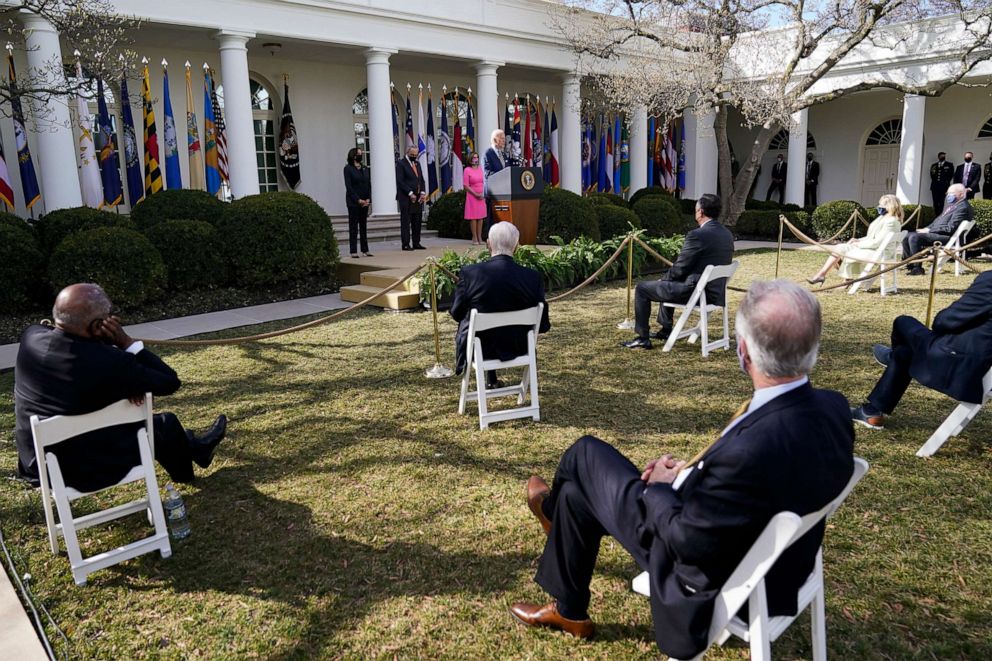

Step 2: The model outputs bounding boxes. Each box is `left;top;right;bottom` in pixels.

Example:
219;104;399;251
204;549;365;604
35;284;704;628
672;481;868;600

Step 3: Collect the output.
807;194;903;284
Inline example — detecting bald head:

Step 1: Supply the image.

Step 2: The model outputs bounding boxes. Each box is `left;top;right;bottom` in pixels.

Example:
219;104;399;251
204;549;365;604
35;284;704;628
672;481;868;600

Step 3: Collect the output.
736;280;821;378
53;283;112;335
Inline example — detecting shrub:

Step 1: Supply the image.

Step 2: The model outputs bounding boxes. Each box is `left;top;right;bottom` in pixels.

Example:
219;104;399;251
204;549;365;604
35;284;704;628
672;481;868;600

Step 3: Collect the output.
130;189;225;230
735;210;812;240
679;198;697;215
425;190;471;240
745;198;781;211
901;204;936;230
972;199;992;243
143;220;227;290
587;192;628;208
48;227;166;307
218;191;339;286
629;186;671;207
0;211;36;242
36;206;133;255
594;204;640;239
632;195;688;237
538;187;600;243
0;225;45;312
811;200;868;241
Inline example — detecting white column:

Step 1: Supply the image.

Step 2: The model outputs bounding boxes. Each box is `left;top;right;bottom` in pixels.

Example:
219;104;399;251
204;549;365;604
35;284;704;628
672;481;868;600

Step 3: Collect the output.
896;95;926;204
560;73;582;194
21;12;81;211
685;108;717;199
365;48;398;216
216;30;259;199
629;105;648;196
785;108;808;205
474;61;502;155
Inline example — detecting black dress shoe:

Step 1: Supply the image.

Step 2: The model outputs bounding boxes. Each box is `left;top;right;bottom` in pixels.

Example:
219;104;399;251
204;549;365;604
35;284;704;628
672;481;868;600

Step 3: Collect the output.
652;328;672;341
906;267;925;276
363;252;374;257
401;246;414;251
620;337;653;350
413;244;427;250
872;343;892;367
191;415;227;469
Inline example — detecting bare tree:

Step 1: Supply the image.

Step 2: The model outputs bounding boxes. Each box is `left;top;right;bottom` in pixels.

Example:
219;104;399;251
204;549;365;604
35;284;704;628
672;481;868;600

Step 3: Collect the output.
551;0;992;224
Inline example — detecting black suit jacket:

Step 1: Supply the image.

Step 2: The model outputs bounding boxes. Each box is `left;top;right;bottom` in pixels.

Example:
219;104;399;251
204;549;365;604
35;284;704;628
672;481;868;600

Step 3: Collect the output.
771;161;787;182
14;325;181;492
954;162;981;195
663;220;735;306
395;157;425;201
805;160;820;184
343;163;371;208
483;147;505;198
449;255;550;375
641;384;855;658
927;198;973;236
911;270;992;404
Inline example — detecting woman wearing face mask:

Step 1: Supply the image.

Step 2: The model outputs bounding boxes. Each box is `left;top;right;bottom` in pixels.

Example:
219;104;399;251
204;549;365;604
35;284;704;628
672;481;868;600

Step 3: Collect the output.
807;194;903;285
343;147;372;258
463;152;486;245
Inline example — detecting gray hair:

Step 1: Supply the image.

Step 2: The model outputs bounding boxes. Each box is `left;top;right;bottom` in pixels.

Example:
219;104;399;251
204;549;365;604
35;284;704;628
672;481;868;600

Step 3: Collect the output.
491;129;504;145
488;221;519;256
735;280;821;378
52;283;112;332
947;183;966;199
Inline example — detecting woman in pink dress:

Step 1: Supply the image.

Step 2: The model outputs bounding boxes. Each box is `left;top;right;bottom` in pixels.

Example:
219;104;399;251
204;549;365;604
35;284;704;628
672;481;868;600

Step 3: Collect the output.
463;152;486;245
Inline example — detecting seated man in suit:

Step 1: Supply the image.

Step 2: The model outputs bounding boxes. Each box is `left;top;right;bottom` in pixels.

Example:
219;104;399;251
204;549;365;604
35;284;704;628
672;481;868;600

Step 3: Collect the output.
904;183;973;276
482;129;507;240
449;221;550;388
622;193;734;349
851;270;992;429
14;283;227;493
510;280;854;659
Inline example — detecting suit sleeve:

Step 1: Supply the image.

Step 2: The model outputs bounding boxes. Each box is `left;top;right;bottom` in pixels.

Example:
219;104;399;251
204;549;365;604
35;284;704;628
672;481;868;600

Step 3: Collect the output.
343;167;359;206
110;348;182;399
396;161;412;197
537;275;551;334
449;269;471;322
665;230;701;282
932;272;992;334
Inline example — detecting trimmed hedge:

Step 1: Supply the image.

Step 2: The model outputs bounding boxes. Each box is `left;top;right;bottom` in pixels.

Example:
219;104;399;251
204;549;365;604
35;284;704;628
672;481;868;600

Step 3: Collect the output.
0;224;45;312
0;211;36;243
144;220;227;290
632;195;688;237
735;210;813;240
811;200;868;241
594;205;640;239
587;192;628;208
538;188;600;243
629;186;670;207
425;191;471;240
48;227;166;307
36;206;133;255
972;199;992;242
131;189;225;230
218;191;339;286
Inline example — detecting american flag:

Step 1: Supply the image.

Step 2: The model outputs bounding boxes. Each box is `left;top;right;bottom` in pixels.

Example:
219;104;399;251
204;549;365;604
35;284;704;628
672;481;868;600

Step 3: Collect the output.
209;71;229;182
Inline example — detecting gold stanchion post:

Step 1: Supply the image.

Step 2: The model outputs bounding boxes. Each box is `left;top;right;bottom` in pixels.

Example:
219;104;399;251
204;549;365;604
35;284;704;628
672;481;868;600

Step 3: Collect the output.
617;235;635;329
425;260;454;378
925;243;941;328
775;216;784;278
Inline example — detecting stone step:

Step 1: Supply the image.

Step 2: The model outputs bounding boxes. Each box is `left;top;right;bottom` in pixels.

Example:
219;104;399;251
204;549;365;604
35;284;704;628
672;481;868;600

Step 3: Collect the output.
339;284;421;310
360;268;420;293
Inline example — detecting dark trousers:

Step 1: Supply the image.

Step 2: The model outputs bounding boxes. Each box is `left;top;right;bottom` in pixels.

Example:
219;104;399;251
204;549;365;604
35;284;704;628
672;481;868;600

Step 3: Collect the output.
398;197;422;248
766;180;785;204
804;182;817;208
932;187;948;215
347;205;370;254
902;231;952;264
867;316;931;414
482;198;494;240
154;412;197;483
535;436;650;615
634;279;693;338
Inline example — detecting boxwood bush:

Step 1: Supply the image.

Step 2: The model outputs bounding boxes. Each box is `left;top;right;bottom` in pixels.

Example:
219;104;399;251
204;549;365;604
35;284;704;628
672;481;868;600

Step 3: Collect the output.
0;224;45;312
679;197;697;215
218;191;339;286
144;220;227;290
538;187;600;243
629;186;670;207
0;211;36;243
632;195;688;237
36;206;133;256
811;200;868;241
48;227;166;307
735;210;813;240
587;192;628;208
425;190;471;240
971;199;992;252
130;189;225;230
594;204;640;239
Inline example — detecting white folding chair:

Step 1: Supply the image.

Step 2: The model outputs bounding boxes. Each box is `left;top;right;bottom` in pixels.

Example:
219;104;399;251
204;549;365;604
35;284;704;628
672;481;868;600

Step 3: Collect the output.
932;220;974;276
662;261;740;357
458;304;543;430
847;230;905;296
633;457;869;661
30;394;171;585
917;366;992;457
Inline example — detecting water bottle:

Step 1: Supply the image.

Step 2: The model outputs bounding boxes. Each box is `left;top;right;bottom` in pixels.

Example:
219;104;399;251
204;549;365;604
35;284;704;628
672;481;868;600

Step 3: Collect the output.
163;484;190;540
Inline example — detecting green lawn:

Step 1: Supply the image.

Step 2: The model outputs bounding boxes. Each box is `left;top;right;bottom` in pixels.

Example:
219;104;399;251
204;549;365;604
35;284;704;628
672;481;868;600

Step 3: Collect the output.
1;248;991;659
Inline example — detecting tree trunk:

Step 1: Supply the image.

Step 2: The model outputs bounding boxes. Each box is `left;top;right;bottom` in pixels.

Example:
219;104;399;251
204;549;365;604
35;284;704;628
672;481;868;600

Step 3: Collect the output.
714;115;779;226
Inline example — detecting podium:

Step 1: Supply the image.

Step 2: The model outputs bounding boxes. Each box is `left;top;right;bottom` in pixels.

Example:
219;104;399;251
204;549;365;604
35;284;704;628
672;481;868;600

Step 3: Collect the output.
488;166;544;245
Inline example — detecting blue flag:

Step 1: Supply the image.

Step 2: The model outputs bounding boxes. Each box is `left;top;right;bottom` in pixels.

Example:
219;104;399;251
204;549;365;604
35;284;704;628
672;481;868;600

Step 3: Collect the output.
503;101;512;162
203;69;222;195
404;93;414;152
543;105;551;184
391;90;400;160
7;54;40;210
465;99;475;158
677;121;687;192
425;91;438;200
613;116;622;193
590;119;599;193
96;77;123;207
646;116;655;187
162;67;182;190
439;95;451;193
119;75;144;208
597;118;608;193
581;119;591;192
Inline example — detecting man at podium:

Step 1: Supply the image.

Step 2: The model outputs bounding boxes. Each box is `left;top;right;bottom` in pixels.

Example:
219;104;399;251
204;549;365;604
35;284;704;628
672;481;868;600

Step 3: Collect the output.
483;129;507;239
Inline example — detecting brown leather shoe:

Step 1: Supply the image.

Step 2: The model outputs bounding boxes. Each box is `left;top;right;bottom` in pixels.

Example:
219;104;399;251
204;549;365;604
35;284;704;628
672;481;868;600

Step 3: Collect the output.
510;601;594;639
526;475;552;535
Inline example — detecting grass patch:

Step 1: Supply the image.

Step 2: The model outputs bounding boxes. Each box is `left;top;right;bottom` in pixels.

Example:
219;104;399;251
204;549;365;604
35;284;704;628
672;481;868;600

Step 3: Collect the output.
1;249;991;659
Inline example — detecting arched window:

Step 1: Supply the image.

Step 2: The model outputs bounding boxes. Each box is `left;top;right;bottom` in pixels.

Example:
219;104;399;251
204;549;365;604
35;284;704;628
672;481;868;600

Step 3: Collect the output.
250;78;278;192
768;129;816;151
978;117;992;139
865;119;902;146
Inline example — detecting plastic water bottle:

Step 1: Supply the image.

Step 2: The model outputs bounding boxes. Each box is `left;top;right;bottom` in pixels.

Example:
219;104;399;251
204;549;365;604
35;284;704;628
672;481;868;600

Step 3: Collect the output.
163;484;190;540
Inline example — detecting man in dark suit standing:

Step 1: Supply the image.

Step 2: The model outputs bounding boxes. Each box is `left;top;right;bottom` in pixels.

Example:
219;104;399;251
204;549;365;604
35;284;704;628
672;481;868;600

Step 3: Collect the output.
621;193;734;349
482;129;507;241
450;221;550;387
930;152;954;214
14;284;227;493
766;154;786;204
804;152;820;208
983;154;992;200
953;151;981;200
852;270;992;429
510;281;854;659
903;183;972;276
396;145;427;251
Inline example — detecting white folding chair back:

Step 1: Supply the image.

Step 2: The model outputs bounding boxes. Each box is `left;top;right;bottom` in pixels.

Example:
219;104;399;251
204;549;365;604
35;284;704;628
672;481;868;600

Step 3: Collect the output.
457;304;543;430
634;457;869;661
847;230;905;296
661;261;740;357
30;394;171;585
917;366;992;457
933;220;974;276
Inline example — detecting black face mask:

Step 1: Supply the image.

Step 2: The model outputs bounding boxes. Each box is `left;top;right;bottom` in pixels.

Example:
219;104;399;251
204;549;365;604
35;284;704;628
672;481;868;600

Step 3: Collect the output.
964;157;973;163
408;155;417;162
938;157;945;162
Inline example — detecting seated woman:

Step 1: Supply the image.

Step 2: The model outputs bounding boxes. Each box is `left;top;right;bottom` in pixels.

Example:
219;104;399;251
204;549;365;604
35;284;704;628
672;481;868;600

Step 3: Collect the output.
808;194;903;285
